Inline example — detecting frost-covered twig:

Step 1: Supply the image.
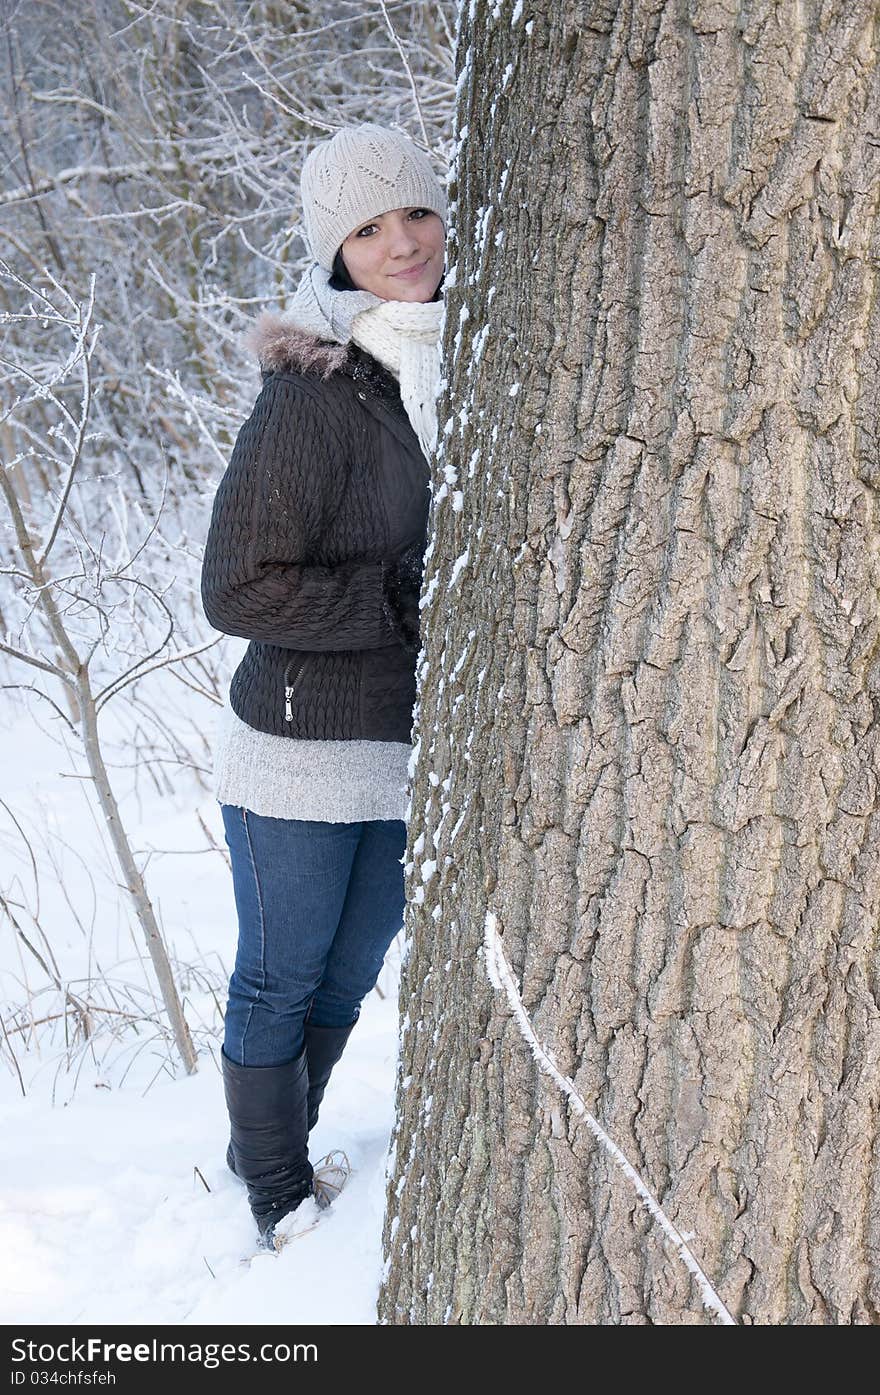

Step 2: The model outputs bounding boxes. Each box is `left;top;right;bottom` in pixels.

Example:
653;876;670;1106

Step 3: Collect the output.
378;0;429;150
0;1011;25;1097
144;364;230;472
37;274;99;568
483;911;737;1326
95;635;222;708
0;162;180;209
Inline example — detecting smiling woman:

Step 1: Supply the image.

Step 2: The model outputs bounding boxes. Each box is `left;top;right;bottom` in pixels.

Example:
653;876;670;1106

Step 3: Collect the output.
338;206;446;302
200;121;447;1252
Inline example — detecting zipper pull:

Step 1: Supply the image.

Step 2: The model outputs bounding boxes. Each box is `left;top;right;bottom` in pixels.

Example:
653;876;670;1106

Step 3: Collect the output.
284;686;294;722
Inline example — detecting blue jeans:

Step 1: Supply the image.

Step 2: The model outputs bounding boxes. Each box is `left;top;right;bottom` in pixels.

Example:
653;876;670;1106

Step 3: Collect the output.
220;805;407;1067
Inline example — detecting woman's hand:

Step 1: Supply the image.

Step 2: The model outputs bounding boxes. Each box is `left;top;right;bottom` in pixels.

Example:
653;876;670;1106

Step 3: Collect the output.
381;542;425;651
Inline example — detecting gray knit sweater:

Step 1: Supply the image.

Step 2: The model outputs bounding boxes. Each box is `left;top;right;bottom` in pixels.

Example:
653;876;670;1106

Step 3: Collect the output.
212;696;412;822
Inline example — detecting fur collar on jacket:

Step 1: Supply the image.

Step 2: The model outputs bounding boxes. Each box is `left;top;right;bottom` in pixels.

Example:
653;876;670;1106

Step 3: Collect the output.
245;311;349;380
245;310;406;424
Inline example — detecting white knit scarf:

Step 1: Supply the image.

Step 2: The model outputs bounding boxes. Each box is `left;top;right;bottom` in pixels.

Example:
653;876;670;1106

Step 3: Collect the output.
286;262;444;460
350;299;443;459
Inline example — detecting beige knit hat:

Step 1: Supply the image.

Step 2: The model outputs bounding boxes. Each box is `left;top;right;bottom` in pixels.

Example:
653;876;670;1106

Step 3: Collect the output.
299;123;447;271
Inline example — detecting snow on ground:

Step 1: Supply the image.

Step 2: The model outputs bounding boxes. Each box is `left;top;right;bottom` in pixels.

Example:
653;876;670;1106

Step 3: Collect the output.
0;1006;398;1325
0;665;403;1324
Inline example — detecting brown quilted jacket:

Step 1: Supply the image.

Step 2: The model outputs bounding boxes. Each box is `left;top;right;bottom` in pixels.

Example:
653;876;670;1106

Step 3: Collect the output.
200;314;430;742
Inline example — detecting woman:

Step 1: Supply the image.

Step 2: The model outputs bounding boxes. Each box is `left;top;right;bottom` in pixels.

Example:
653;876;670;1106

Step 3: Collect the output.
200;123;446;1249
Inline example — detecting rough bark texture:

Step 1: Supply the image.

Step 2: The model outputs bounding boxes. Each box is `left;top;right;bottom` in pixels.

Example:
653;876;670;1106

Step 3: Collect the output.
379;0;880;1325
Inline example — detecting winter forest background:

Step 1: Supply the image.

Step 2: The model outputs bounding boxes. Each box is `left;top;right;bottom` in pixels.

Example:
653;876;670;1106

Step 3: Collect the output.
0;0;454;1323
3;0;880;1329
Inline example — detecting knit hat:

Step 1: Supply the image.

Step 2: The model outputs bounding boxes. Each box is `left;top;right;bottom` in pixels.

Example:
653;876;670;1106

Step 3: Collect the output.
300;123;447;271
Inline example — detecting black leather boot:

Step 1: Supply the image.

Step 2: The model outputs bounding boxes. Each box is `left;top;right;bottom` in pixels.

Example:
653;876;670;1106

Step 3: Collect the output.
222;1045;314;1248
303;1020;358;1133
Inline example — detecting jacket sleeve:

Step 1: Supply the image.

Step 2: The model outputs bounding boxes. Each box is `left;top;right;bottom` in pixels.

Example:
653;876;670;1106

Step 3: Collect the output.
200;376;405;651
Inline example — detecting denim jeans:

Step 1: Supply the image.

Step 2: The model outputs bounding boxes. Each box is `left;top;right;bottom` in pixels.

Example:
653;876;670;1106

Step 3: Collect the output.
220;805;407;1067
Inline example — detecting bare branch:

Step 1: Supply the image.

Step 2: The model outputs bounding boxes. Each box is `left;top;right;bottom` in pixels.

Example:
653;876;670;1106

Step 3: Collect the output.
0;162;183;210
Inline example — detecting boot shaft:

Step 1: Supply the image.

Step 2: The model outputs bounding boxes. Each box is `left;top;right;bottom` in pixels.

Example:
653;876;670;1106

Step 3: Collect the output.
222;1046;314;1243
303;1019;358;1132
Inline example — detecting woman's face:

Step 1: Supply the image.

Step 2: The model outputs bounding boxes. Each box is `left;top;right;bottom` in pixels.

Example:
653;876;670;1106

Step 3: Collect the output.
339;206;445;302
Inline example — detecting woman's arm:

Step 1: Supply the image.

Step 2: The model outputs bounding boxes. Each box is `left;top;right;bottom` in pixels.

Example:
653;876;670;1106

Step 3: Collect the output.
200;376;408;652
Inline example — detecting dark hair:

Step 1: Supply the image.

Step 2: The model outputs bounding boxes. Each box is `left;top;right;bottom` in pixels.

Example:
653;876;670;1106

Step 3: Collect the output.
330;249;358;291
331;247;445;301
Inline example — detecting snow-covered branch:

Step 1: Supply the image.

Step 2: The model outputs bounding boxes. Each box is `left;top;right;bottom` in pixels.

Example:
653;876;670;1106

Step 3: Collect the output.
0;162;180;209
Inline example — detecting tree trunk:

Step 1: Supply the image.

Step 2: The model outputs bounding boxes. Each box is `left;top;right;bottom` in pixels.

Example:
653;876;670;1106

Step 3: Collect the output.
379;0;880;1325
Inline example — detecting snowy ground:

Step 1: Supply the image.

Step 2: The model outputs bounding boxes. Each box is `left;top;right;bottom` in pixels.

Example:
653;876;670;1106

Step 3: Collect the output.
0;663;402;1325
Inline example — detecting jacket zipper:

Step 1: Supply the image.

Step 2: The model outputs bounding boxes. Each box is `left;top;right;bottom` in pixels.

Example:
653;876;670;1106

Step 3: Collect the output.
283;655;309;722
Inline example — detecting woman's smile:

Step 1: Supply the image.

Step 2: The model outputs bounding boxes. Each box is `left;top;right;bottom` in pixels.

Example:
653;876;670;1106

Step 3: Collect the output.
390;259;430;280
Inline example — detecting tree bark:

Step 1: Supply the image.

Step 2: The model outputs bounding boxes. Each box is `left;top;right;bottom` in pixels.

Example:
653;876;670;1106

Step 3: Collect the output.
379;0;880;1325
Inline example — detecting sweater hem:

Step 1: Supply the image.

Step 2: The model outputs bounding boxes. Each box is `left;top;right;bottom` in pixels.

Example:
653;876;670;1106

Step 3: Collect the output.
212;700;412;824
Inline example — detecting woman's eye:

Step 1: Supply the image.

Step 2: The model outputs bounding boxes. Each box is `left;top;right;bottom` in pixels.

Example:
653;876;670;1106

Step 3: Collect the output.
356;209;430;237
